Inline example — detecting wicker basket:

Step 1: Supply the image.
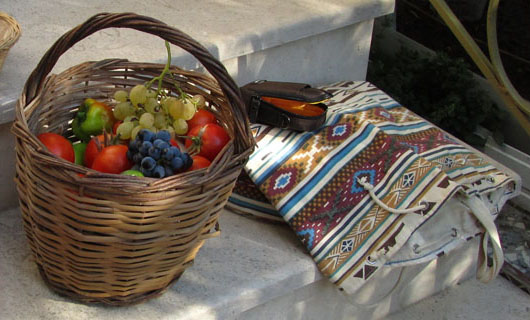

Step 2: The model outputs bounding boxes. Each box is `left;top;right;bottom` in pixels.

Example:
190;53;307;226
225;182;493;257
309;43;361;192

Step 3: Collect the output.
11;13;254;305
0;12;21;72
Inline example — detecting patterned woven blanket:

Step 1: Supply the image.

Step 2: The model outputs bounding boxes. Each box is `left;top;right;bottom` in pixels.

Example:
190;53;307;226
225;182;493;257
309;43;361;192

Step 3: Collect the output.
227;81;520;293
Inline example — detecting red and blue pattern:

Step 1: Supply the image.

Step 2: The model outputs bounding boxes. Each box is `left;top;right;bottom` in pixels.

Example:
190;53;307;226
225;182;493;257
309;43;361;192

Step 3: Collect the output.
226;81;518;293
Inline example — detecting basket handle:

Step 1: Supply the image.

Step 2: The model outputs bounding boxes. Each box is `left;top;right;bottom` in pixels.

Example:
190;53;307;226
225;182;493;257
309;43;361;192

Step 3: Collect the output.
22;12;253;153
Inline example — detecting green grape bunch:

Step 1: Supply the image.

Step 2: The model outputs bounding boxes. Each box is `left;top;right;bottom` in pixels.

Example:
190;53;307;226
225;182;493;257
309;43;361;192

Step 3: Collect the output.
112;85;206;140
109;42;208;141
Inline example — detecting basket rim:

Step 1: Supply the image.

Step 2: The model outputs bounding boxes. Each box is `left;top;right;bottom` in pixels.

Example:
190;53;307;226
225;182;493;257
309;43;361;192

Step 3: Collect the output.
0;12;21;49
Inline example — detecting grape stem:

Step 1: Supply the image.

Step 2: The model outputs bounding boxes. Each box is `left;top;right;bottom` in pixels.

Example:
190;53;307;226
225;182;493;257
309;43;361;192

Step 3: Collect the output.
176;86;189;101
146;41;172;97
168;70;191;101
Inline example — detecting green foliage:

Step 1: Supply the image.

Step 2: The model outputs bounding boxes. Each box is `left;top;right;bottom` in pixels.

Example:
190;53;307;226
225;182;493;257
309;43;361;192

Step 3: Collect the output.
367;47;505;146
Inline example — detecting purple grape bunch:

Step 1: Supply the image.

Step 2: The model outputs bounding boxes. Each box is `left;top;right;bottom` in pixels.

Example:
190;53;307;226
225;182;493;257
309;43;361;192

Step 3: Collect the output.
127;129;192;178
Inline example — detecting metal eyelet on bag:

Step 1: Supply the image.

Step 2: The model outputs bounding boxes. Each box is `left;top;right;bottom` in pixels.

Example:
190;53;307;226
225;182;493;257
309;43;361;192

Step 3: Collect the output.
366;255;378;265
419;200;429;214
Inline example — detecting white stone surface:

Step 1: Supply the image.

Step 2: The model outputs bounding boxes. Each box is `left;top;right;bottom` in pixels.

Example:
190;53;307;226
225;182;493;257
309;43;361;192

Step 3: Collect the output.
238;237;489;320
2;205;529;320
0;0;394;124
388;277;530;320
213;20;376;87
0;207;321;320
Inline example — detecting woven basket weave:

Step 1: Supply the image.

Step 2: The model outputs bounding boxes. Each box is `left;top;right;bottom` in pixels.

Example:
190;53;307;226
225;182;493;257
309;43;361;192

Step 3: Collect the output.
0;12;21;72
11;13;254;305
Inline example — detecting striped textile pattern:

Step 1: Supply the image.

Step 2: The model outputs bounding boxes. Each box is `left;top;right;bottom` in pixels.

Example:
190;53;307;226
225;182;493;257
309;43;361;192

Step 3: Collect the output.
226;81;518;293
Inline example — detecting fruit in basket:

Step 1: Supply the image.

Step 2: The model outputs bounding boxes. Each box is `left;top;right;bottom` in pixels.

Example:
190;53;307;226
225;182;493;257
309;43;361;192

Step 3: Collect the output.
191;94;206;109
113;90;129;103
72;98;115;142
180;99;197;120
120;169;144;177
173;118;188;135
113;101;136;120
187;109;217;129
129;84;148;107
73;142;87;165
115;121;135;140
114;90;205;141
187;155;211;171
184;123;230;162
107;41;210;145
84;135;105;168
127;129;192;178
94;41;219;176
112;120;123;135
111;80;206;139
91;145;133;174
84;133;123;168
37;132;75;162
169;138;180;148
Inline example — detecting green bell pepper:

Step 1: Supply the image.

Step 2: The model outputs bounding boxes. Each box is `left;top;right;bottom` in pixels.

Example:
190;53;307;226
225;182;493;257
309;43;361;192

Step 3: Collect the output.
72;98;115;142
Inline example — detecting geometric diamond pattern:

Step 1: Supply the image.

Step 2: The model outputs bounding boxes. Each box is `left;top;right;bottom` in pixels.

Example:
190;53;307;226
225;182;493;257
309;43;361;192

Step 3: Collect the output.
341;239;354;253
402;172;416;188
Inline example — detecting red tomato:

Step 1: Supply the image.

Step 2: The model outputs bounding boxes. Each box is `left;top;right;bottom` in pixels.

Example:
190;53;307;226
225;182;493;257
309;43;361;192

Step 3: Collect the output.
169;138;180;149
37;132;75;162
112;120;123;135
84;135;105;168
186;109;216;130
187;155;211;171
185;123;230;162
91;145;132;174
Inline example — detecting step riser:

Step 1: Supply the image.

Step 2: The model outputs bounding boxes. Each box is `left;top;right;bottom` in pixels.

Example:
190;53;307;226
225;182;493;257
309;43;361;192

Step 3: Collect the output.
220;20;374;86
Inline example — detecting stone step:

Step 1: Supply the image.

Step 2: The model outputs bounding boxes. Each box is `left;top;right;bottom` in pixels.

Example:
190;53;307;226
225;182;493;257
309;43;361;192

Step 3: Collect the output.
0;206;321;319
3;204;529;319
4;2;527;319
4;205;524;320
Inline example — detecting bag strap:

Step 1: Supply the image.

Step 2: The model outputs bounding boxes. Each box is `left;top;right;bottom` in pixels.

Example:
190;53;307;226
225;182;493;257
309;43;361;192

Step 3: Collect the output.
359;176;504;282
357;177;428;214
463;196;504;282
